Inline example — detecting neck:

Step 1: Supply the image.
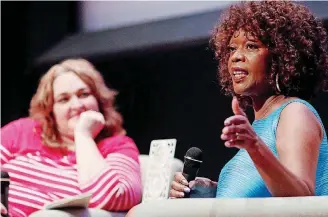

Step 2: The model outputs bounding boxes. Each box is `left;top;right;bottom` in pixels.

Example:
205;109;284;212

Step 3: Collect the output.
59;135;76;151
251;94;285;120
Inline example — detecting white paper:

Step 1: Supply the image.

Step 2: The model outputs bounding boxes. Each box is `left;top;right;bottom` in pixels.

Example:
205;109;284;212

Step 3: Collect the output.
43;192;92;209
142;139;177;202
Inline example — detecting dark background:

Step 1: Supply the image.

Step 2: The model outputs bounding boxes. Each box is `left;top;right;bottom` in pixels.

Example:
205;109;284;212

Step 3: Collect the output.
2;2;328;181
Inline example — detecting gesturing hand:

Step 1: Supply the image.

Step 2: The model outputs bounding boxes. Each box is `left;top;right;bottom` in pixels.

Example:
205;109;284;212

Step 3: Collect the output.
221;97;260;151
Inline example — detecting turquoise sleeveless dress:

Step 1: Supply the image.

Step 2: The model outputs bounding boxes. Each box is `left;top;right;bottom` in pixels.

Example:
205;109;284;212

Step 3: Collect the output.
216;99;328;197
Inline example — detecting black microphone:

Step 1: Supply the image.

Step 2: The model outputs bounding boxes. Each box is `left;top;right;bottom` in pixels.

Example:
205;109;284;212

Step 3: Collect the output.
182;147;203;198
1;171;10;217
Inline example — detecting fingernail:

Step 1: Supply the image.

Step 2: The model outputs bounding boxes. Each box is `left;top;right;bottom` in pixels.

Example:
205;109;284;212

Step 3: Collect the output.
184;187;190;193
179;192;185;197
181;179;188;185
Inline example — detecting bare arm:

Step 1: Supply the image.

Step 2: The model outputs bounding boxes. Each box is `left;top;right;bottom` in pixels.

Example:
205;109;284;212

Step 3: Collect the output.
248;102;321;196
74;111;108;185
74;111;142;210
74;132;108;185
222;99;322;197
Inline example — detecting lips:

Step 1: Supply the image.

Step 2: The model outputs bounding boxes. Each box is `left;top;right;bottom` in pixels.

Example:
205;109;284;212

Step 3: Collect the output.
231;67;248;82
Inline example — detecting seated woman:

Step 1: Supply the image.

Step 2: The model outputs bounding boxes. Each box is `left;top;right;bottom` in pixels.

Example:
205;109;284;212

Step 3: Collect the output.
170;1;328;198
0;58;142;217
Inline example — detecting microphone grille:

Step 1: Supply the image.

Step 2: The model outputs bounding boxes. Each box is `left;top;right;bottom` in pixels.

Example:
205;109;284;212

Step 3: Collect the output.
185;147;203;161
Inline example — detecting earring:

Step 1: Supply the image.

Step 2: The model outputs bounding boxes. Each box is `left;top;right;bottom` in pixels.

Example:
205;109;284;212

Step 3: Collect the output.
276;73;281;93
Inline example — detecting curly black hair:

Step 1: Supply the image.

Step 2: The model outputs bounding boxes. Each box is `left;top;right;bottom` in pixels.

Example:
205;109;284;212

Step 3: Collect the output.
210;1;328;106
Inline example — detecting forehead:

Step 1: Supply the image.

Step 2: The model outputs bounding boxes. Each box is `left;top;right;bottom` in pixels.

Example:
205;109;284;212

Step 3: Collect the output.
53;72;89;96
230;29;257;42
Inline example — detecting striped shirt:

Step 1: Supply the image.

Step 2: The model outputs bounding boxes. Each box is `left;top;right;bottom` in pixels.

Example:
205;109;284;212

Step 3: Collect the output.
1;118;142;217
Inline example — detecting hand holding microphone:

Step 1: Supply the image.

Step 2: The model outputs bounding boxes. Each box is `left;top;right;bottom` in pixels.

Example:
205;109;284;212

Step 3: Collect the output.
169;147;217;198
1;171;10;217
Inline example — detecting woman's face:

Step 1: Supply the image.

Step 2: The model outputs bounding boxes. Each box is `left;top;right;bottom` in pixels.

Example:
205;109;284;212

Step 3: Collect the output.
52;72;99;138
228;29;270;96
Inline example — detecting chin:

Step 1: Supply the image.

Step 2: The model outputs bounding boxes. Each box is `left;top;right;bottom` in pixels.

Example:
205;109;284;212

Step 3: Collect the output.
233;88;248;96
233;83;254;96
68;119;78;131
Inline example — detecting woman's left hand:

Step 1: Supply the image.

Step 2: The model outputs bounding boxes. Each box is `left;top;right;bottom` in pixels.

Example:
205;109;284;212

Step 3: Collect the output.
221;97;260;151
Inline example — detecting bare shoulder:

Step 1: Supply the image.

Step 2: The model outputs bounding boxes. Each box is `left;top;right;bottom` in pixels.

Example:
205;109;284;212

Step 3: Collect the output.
278;101;323;141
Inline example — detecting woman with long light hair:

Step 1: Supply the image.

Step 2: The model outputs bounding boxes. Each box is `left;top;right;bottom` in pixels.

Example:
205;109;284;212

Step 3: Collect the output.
1;58;142;217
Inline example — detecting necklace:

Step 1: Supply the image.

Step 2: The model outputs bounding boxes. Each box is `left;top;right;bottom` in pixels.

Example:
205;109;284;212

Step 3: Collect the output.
255;95;285;120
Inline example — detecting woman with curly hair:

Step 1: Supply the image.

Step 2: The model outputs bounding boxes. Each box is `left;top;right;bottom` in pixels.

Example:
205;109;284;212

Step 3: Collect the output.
170;1;328;198
0;58;142;216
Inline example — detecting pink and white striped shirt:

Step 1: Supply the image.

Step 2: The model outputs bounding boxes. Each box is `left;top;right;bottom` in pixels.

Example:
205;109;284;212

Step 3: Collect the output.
1;118;142;217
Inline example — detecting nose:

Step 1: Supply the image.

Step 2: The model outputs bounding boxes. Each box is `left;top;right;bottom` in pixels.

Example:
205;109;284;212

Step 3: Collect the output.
231;48;246;63
70;95;83;110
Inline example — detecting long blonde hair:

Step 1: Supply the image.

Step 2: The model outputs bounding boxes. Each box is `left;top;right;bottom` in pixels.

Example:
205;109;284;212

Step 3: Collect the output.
29;58;125;147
